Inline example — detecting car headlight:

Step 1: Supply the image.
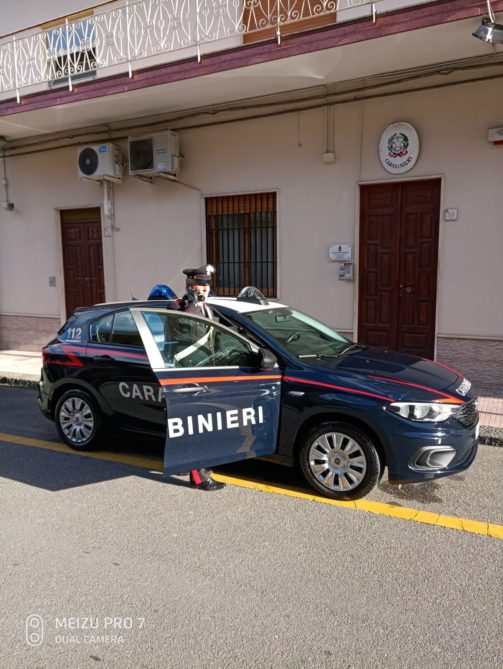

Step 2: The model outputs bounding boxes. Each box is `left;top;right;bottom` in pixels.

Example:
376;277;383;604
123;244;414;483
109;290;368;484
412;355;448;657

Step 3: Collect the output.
386;402;460;422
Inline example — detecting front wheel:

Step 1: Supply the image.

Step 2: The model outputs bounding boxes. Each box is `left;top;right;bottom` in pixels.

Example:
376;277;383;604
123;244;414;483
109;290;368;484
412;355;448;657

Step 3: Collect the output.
299;422;381;501
55;389;102;450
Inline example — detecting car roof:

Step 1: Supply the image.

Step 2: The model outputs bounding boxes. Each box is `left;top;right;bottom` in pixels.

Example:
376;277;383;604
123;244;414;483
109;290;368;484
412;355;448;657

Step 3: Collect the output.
74;299;178;314
207;296;288;313
71;296;286;317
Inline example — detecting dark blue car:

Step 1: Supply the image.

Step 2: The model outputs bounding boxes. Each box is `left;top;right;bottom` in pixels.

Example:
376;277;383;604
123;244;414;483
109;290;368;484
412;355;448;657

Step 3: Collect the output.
38;290;478;500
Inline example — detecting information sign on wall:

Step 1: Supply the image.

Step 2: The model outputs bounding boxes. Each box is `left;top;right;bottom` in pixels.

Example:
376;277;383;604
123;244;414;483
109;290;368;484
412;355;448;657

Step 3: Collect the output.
329;244;352;261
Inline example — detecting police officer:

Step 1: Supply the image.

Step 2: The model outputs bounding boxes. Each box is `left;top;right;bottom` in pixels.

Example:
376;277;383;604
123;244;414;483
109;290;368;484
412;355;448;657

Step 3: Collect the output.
179;264;225;492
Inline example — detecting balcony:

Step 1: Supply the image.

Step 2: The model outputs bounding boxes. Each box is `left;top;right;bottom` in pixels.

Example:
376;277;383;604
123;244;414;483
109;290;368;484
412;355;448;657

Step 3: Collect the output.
0;0;438;100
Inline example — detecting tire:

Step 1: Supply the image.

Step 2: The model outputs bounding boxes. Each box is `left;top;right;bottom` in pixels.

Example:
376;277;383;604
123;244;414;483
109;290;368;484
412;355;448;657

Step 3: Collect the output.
55;389;102;451
299;422;381;501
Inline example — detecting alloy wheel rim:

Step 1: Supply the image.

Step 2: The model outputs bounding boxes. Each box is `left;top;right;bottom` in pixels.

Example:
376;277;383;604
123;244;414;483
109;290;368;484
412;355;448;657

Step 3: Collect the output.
308;431;367;491
59;397;94;444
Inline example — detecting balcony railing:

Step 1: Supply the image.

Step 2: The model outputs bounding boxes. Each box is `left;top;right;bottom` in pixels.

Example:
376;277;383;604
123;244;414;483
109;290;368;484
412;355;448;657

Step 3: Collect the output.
0;0;433;99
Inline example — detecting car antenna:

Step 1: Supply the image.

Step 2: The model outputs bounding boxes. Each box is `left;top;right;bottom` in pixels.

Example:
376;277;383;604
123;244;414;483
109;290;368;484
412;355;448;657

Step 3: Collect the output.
130;285;138;301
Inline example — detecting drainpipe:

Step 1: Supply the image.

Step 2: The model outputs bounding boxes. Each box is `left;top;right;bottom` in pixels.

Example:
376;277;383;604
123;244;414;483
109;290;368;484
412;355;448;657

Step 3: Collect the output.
102;179;118;301
0;137;14;211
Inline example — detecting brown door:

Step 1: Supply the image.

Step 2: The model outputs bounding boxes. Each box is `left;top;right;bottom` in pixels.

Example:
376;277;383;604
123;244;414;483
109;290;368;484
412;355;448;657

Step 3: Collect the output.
358;180;440;358
61;208;105;316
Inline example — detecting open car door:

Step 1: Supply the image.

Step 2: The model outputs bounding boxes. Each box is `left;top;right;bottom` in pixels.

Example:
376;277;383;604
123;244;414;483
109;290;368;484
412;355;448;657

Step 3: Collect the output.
130;307;282;475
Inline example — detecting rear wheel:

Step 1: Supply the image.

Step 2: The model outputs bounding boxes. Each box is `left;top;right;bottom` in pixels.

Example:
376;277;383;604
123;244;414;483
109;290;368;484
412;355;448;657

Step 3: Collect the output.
55;389;102;450
299;422;380;500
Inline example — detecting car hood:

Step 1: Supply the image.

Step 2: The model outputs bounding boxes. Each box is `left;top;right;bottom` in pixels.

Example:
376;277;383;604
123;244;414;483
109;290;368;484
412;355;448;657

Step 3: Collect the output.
315;347;475;403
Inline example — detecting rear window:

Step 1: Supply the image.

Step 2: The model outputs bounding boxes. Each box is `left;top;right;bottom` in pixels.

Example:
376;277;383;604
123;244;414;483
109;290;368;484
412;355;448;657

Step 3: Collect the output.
111;311;143;348
90;310;143;348
90;314;113;344
58;314;85;344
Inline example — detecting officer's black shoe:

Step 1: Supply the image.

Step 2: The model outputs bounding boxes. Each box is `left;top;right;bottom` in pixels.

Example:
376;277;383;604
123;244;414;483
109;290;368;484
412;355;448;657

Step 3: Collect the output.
194;478;226;491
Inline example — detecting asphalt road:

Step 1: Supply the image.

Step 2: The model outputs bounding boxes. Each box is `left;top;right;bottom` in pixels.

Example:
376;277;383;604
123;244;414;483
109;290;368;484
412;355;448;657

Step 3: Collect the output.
0;386;502;669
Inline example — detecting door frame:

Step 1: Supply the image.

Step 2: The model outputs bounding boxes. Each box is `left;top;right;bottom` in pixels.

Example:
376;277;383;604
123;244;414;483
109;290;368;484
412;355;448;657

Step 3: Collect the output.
355;175;445;360
55;205;106;323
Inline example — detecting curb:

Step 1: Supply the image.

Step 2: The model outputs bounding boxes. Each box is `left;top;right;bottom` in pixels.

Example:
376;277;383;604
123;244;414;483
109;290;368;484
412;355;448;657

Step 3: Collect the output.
479;425;503;447
0;376;39;390
1;375;502;447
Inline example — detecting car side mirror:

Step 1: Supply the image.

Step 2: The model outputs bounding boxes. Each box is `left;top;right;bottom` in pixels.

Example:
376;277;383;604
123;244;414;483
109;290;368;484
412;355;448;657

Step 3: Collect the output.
255;347;277;370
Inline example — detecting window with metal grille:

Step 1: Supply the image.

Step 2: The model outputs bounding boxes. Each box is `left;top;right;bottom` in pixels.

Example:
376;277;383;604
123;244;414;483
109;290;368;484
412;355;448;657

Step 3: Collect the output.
206;193;277;297
46;17;97;88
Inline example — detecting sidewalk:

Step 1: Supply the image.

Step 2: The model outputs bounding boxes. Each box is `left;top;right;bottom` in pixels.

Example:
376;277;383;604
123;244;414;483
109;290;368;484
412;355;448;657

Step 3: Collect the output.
0;349;502;445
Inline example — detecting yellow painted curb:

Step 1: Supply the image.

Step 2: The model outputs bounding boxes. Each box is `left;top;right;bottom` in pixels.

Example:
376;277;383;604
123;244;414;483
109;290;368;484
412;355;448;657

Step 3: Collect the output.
2;431;502;540
212;473;503;540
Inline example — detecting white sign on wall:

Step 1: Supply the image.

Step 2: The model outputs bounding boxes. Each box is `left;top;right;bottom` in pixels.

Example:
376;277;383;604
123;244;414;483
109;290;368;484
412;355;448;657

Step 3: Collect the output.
379;122;420;174
329;244;352;261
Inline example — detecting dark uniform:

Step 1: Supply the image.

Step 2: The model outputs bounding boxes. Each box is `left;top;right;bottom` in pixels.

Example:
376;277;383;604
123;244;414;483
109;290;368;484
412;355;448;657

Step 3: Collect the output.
179;265;226;492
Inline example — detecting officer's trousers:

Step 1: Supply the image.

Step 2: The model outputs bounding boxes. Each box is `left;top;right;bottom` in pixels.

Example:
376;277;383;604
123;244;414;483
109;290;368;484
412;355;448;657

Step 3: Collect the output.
189;468;212;485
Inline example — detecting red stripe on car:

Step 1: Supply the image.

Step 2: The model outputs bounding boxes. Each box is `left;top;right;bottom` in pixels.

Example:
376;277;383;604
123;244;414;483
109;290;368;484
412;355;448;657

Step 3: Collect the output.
283;376;393;402
368;375;464;403
159;374;281;386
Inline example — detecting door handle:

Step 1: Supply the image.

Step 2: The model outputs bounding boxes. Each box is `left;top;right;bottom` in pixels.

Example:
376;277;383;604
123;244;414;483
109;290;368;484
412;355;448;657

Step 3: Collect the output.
92;355;114;362
172;385;208;394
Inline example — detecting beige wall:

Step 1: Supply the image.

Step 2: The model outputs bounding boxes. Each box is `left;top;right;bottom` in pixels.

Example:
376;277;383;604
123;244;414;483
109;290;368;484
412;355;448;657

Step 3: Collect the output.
358;84;503;338
0;78;502;361
0;1;107;35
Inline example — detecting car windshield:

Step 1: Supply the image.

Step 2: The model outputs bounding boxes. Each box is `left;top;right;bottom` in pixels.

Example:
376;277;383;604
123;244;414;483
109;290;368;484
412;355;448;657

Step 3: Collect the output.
243;307;361;359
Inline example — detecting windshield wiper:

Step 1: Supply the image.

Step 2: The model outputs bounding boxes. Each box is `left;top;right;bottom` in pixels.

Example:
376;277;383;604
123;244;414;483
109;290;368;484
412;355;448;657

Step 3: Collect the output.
298;353;345;360
298;345;367;360
336;343;368;356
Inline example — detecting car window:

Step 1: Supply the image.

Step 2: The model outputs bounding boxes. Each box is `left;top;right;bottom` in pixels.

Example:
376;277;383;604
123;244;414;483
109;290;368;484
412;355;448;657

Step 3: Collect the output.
58;313;80;338
244;307;351;359
141;311;253;368
211;309;267;348
111;311;144;348
89;314;113;344
59;318;86;344
143;312;167;345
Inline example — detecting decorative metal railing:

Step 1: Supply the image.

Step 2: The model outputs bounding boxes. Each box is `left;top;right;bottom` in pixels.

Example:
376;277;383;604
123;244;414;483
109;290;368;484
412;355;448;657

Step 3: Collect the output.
0;0;427;99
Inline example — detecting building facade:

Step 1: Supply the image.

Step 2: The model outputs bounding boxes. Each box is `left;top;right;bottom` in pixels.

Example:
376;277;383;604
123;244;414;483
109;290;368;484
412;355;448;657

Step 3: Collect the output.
0;0;502;386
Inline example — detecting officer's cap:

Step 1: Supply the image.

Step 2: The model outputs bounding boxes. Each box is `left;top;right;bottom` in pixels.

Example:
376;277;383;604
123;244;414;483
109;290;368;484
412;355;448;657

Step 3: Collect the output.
183;264;215;286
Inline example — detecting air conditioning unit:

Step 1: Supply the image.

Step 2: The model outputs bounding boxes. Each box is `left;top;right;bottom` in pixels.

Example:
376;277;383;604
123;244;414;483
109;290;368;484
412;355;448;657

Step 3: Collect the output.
488;127;503;145
128;131;180;177
77;143;123;182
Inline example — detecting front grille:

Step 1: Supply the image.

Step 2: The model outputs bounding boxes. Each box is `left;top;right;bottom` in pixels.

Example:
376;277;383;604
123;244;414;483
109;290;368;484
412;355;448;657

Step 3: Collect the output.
453;401;478;428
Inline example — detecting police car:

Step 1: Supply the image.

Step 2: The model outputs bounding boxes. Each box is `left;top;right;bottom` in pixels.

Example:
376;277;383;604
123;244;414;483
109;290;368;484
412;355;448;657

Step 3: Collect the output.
38;287;479;501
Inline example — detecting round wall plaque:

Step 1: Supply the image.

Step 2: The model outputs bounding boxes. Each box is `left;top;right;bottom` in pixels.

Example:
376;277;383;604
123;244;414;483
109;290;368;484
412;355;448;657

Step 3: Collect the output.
379;122;420;174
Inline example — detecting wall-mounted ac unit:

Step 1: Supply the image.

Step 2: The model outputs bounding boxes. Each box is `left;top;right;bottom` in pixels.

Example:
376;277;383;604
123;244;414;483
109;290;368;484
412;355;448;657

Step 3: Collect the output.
488;127;503;145
128;131;180;177
77;143;123;182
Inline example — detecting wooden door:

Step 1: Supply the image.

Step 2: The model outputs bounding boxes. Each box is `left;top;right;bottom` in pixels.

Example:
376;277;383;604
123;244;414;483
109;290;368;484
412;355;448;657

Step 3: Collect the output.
358;180;440;358
61;208;105;316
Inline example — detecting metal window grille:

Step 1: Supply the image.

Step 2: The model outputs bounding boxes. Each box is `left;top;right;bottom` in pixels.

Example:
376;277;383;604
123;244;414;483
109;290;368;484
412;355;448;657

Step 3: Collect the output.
206;193;277;297
46;18;97;88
